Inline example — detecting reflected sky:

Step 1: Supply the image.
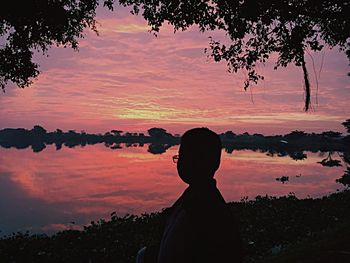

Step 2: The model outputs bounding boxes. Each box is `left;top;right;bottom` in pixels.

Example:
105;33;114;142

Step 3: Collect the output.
0;145;346;235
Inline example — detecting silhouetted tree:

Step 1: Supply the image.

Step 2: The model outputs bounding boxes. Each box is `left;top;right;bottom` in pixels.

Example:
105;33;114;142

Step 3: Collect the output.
224;131;236;140
147;127;171;138
321;131;342;138
224;145;234;154
285;130;307;140
32;143;46;152
148;143;171;154
1;0;349;111
0;0;114;91
111;130;123;136
342;151;350;165
336;167;350;187
55;129;63;134
110;143;122;149
31;125;47;135
342;119;350;133
276;176;289;184
119;0;350;110
318;152;342;167
289;151;307;161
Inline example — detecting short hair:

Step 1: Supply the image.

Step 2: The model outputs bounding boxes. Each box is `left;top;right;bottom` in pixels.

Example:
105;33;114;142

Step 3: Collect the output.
180;127;222;173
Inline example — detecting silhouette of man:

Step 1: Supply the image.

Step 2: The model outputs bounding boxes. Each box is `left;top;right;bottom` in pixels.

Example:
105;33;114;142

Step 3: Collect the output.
142;128;243;263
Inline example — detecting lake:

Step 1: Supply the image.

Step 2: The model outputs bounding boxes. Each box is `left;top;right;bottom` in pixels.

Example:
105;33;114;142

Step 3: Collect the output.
0;144;347;236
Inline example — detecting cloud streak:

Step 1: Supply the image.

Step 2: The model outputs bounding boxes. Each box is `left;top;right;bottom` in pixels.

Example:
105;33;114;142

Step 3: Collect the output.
0;6;349;135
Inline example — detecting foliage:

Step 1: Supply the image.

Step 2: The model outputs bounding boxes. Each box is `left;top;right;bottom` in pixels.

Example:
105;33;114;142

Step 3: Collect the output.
342;119;350;133
321;131;342;138
275;175;289;183
147;127;169;138
336;167;350;187
0;213;164;263
111;130;123;136
1;1;349;111
223;131;236;139
0;0;114;91
317;152;342;167
119;0;350;110
1;190;349;262
1;126;348;154
236;190;350;260
256;220;350;263
284;130;307;139
31;125;47;135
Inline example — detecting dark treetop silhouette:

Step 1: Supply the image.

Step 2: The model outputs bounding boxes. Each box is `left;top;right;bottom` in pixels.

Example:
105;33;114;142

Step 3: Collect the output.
0;0;114;91
0;125;348;155
1;0;349;110
138;128;243;263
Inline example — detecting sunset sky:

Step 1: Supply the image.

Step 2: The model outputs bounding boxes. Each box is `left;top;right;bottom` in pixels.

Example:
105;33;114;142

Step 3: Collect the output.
1;5;349;135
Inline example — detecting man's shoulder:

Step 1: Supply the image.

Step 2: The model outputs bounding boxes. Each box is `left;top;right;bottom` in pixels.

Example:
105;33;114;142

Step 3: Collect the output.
183;186;227;208
181;187;233;224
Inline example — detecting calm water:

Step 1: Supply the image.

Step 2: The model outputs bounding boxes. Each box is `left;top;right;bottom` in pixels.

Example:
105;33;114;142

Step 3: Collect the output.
0;144;346;235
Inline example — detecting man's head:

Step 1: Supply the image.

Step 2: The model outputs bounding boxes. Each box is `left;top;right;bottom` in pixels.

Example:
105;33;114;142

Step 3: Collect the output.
177;128;222;185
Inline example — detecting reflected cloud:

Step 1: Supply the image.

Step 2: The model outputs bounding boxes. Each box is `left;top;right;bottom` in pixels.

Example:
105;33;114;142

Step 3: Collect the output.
0;145;347;235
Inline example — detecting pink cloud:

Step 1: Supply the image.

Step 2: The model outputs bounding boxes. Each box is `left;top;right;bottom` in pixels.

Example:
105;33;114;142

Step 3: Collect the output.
0;6;349;135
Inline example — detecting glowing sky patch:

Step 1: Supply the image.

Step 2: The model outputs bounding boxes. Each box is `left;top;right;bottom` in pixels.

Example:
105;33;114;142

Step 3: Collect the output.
100;22;150;33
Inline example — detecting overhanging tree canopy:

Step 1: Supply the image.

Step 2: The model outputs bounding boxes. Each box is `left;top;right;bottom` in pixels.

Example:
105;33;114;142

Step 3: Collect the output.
0;0;113;90
1;0;349;110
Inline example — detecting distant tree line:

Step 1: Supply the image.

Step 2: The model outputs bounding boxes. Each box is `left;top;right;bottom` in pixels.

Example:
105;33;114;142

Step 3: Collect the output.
0;121;349;154
0;126;179;154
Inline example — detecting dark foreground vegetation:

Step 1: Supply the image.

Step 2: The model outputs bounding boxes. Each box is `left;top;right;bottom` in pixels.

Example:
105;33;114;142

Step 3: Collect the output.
1;190;349;263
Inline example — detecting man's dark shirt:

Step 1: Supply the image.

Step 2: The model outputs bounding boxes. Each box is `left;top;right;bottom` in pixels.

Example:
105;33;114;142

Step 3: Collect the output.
157;179;243;263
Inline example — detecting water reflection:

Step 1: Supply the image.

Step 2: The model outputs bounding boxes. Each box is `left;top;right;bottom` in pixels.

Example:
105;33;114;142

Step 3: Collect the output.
0;145;348;236
317;152;342;167
337;152;350;187
1;127;348;156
